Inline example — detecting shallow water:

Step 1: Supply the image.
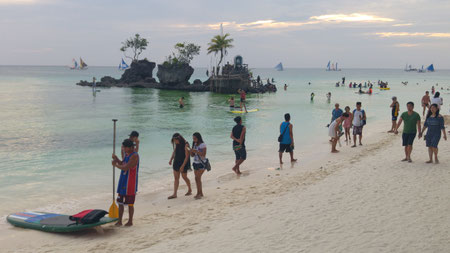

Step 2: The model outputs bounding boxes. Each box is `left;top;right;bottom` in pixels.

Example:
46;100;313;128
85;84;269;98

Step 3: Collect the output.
0;66;449;216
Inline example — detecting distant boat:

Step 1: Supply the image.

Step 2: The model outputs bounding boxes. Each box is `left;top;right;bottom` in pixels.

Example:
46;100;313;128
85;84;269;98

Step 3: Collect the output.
326;61;341;71
118;58;129;70
404;64;418;72
275;62;283;71
427;64;435;72
70;59;78;70
418;65;426;73
79;58;88;70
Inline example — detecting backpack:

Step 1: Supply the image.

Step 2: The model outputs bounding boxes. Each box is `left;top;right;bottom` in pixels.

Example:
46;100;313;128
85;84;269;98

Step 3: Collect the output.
69;209;108;225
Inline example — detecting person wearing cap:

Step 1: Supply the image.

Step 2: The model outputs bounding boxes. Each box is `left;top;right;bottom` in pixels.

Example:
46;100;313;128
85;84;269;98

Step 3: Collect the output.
122;131;139;159
230;116;246;174
112;139;140;226
389;97;400;133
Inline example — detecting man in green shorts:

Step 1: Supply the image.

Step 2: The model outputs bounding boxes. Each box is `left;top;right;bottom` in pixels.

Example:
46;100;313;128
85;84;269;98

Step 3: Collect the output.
395;102;422;162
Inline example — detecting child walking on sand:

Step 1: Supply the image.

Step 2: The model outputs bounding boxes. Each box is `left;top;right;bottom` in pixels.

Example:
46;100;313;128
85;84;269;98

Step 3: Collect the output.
343;106;352;143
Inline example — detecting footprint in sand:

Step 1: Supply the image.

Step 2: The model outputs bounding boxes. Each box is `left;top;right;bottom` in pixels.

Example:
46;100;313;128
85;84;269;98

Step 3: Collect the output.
217;171;250;182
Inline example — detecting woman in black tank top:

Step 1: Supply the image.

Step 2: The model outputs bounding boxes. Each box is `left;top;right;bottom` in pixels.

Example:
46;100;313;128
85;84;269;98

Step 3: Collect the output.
168;133;192;199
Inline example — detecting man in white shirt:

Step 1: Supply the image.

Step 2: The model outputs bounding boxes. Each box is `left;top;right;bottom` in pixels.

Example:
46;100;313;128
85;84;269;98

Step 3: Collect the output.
351;102;366;147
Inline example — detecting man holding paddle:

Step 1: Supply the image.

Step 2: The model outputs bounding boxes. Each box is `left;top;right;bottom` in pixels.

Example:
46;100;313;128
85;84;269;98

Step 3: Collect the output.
112;139;140;226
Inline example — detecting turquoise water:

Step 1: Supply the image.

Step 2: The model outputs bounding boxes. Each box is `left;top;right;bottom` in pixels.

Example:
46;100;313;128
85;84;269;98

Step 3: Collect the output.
0;66;449;216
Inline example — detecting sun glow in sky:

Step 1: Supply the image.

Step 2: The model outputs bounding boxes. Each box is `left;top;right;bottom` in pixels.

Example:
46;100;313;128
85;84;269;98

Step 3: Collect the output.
0;0;449;68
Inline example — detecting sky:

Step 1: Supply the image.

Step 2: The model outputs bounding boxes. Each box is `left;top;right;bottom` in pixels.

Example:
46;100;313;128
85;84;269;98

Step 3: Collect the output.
1;0;450;68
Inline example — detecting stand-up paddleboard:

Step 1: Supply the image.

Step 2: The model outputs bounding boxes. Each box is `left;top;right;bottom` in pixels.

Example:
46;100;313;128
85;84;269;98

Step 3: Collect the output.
7;212;117;233
230;109;259;114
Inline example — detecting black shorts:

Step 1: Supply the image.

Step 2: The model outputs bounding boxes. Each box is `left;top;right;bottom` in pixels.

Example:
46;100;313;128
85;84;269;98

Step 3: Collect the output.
117;194;135;205
392;115;398;121
240;98;245;102
279;143;293;153
193;163;205;170
402;133;416;146
234;146;247;160
173;163;190;173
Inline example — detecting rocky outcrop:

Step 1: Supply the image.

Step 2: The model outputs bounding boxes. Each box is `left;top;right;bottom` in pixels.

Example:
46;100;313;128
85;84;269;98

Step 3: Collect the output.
156;63;194;86
120;59;156;83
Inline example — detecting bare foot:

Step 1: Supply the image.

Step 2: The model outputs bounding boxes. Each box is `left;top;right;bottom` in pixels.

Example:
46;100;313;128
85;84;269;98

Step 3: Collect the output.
426;160;433;164
125;222;133;227
168;195;177;199
280;161;284;164
387;130;394;133
408;159;412;163
115;221;123;227
185;191;192;196
401;158;408;162
331;150;339;153
351;145;357;148
194;195;203;200
435;159;439;164
291;159;297;162
359;143;363;146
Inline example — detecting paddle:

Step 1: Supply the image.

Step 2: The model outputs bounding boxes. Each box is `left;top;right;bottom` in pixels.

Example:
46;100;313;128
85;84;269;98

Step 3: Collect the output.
108;119;119;218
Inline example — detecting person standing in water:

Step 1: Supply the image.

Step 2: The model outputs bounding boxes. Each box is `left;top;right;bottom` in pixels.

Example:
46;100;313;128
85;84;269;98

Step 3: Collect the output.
238;89;248;113
231;116;246;174
278;113;297;164
389;97;400;133
284;84;288;91
421;91;430;116
112;139;139;226
329;113;349;153
431;86;435;95
421;104;447;164
168;133;192;199
190;132;207;199
179;97;185;108
228;96;235;109
310;93;315;101
395;102;422;162
343;106;353;144
326;92;332;102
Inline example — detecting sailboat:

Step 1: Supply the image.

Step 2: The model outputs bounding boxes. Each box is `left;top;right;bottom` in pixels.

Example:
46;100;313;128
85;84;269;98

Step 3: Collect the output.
70;59;78;70
118;58;129;70
418;65;426;73
404;64;417;72
326;61;341;71
275;62;283;71
426;64;435;72
79;58;88;70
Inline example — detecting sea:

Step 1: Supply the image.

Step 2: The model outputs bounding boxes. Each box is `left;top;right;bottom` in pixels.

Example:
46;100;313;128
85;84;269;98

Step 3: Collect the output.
0;66;449;218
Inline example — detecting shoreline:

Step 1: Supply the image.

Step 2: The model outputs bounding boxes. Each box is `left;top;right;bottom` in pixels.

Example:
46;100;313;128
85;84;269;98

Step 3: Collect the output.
4;115;449;252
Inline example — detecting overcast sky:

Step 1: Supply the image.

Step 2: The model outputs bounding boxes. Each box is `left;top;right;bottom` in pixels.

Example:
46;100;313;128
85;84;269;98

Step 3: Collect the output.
1;0;449;68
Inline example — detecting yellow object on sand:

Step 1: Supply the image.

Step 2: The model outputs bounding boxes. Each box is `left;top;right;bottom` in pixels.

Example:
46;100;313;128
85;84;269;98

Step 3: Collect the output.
109;202;119;218
379;88;390;90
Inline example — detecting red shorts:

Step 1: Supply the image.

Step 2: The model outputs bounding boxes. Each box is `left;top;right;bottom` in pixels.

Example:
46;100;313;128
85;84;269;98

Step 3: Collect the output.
117;194;136;205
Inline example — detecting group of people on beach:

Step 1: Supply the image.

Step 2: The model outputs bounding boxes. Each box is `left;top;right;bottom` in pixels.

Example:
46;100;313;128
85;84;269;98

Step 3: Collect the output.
327;87;447;162
110;115;251;226
328;102;366;153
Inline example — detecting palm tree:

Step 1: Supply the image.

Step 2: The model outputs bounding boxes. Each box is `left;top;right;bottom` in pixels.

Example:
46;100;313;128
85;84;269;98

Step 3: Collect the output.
207;33;234;71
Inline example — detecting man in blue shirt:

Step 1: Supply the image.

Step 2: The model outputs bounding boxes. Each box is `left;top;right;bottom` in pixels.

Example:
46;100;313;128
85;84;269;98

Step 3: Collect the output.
279;113;297;164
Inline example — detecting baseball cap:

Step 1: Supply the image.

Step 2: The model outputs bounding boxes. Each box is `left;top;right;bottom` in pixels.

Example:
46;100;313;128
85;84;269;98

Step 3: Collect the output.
129;131;139;137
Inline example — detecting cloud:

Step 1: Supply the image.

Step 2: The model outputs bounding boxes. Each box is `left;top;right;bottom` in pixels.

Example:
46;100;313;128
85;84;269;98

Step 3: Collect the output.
171;13;395;32
392;23;413;27
394;43;419;47
310;13;394;22
375;32;450;38
0;0;38;4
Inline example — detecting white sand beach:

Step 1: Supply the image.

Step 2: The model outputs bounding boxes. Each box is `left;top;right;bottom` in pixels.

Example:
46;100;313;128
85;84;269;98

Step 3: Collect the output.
2;118;449;253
